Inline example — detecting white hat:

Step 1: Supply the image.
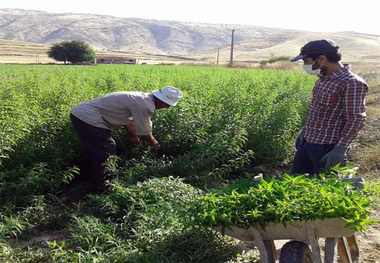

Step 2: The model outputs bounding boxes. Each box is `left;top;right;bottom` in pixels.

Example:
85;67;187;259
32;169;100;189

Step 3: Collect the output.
152;86;183;106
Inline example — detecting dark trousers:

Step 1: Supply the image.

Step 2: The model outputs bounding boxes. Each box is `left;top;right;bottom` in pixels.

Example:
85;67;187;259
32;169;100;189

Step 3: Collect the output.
291;138;335;175
70;114;116;188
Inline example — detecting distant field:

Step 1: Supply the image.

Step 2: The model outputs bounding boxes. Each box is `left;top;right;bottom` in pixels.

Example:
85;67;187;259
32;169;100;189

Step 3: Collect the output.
0;39;199;65
0;39;54;63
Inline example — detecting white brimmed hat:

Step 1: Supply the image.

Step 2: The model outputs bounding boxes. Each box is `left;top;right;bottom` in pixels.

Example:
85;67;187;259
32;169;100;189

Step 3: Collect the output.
152;86;183;106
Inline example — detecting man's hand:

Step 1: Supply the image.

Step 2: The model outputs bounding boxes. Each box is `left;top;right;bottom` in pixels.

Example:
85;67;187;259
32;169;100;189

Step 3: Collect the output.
320;145;348;167
125;124;140;148
150;142;165;157
130;137;141;148
140;134;160;151
151;141;161;151
295;128;305;150
155;147;165;157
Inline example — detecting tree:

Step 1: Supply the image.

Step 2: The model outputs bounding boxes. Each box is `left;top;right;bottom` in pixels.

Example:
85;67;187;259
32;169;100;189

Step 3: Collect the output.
47;42;67;63
47;40;96;64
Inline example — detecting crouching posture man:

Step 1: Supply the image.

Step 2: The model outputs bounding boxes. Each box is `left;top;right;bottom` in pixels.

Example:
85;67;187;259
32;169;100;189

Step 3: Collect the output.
290;39;368;175
70;86;183;191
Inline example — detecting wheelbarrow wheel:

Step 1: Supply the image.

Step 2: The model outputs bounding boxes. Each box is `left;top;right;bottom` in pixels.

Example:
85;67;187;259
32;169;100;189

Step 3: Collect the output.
280;241;313;263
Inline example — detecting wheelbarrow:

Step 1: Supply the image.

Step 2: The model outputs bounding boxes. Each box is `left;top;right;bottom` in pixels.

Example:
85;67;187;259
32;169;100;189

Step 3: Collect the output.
215;176;366;263
215;217;360;263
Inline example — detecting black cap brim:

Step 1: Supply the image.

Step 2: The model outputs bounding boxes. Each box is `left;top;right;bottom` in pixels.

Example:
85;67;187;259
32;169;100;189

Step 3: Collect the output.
290;54;307;62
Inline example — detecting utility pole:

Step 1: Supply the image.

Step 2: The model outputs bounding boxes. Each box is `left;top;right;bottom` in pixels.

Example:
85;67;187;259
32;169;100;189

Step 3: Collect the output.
217;46;220;64
228;29;235;68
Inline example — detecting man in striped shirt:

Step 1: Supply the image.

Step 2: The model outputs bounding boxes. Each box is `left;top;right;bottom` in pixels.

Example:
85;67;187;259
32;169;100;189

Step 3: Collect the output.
290;39;368;175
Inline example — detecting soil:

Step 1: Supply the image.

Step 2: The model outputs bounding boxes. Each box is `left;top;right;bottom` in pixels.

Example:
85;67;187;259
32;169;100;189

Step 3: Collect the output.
356;219;380;263
353;113;380;263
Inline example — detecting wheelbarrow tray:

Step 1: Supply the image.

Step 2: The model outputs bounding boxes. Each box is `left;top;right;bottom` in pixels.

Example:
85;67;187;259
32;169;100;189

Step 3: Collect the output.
215;218;354;241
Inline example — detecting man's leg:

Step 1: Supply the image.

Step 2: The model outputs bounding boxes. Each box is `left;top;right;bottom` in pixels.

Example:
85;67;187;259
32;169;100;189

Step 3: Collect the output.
70;114;116;189
291;138;314;175
87;134;116;189
304;143;335;175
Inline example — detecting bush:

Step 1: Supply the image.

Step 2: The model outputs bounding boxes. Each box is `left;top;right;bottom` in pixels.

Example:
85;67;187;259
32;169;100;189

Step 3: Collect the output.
260;55;291;67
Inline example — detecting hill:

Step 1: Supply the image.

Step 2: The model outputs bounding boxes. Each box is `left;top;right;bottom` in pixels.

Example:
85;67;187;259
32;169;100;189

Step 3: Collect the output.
195;32;380;66
0;8;291;55
1;9;380;66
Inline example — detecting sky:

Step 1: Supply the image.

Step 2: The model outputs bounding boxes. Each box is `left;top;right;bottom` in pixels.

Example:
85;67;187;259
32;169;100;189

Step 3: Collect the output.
2;0;380;36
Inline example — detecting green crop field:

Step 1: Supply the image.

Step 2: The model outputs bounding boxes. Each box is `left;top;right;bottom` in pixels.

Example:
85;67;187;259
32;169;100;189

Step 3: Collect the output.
0;64;378;262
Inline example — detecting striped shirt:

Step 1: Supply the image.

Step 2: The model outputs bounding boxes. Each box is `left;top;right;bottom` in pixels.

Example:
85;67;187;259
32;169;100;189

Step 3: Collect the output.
303;65;368;147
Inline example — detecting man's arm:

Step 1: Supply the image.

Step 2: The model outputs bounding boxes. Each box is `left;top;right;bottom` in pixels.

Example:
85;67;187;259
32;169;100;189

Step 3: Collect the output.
125;124;161;152
140;133;161;151
337;80;368;147
320;79;368;167
124;124;140;148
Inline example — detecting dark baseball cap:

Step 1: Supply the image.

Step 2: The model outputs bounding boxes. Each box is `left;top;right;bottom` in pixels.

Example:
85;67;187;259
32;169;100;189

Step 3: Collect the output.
290;39;340;62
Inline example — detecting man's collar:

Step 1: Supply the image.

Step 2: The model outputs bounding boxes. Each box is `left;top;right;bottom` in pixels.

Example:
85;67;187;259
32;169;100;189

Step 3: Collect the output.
320;64;351;80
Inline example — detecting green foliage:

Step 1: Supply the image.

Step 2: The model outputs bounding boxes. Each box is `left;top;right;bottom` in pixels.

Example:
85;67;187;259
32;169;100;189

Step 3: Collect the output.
1;64;375;262
47;42;67;63
0;65;313;173
0;215;27;239
259;55;291;67
46;177;242;262
192;173;379;232
0;163;78;212
0;243;51;263
47;40;96;64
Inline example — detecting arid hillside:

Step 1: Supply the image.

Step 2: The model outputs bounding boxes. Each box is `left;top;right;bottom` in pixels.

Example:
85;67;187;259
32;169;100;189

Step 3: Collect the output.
0;9;291;55
195;32;380;67
2;32;380;67
1;9;380;66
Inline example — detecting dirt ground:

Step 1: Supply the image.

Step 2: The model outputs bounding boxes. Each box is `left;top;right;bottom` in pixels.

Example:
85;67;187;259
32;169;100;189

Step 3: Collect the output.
355;84;380;263
354;121;380;262
356;219;380;263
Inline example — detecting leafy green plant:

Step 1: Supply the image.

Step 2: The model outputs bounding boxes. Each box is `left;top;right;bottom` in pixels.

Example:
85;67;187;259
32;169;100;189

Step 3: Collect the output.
192;173;379;232
0;215;27;239
0;163;78;214
0;243;51;263
44;176;244;262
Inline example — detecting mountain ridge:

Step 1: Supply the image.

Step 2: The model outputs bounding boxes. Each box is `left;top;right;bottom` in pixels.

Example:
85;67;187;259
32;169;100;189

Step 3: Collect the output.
0;8;302;55
1;8;380;65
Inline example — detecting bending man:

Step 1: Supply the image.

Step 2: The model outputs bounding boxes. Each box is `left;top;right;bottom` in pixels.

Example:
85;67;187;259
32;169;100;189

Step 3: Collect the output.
70;86;183;191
